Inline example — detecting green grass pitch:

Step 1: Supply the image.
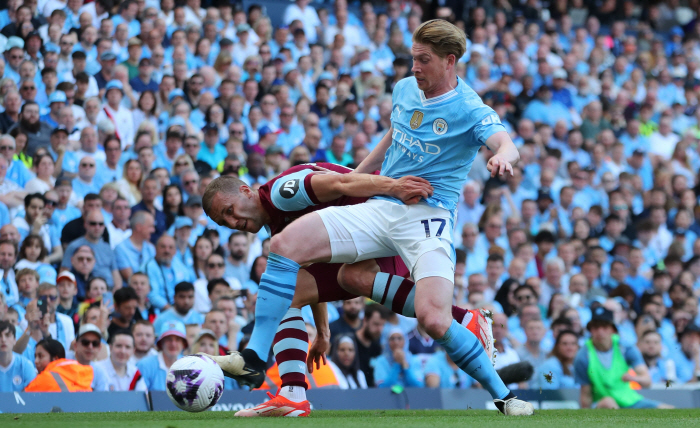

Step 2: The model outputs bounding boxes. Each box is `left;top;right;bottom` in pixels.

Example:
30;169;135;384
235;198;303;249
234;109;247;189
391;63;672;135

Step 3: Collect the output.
2;409;699;428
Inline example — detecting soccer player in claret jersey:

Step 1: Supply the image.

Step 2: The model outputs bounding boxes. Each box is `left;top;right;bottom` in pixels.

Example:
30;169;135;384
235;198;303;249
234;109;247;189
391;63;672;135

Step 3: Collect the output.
206;19;533;416
203;163;497;416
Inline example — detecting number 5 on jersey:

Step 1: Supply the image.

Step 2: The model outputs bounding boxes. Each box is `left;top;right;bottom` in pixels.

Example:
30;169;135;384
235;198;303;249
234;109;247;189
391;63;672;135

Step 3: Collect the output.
421;218;446;238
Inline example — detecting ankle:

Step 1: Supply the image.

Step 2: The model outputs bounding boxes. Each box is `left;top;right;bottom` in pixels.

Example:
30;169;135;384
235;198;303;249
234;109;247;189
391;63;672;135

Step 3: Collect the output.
279;385;307;403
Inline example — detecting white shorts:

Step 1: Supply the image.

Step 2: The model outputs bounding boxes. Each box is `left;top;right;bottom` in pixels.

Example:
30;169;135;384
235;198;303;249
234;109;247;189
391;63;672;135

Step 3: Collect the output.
317;199;455;282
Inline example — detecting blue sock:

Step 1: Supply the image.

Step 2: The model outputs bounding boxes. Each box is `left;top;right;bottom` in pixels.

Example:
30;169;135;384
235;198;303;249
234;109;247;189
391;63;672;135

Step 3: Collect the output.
437;320;510;400
246;252;300;360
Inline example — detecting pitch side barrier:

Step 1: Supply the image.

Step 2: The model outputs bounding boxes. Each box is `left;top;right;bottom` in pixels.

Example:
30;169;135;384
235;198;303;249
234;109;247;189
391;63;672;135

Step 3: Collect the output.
3;389;700;413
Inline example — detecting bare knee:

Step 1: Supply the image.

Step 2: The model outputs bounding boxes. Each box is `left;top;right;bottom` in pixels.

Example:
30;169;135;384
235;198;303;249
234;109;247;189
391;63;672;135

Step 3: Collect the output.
416;311;451;339
596;397;619;409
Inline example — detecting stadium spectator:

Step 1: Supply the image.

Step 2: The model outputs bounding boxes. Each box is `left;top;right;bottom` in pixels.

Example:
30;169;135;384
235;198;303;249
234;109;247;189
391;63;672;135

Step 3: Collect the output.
130;320;157;364
224;232;250;287
108;287;140;338
143;234;195;310
330;334;367;389
95;330;146;391
354;304;388;388
531;330;580;390
136;320;188;391
0;239;19;307
193;255;242;313
330;297;363;344
131;177;167;244
115;211;156;281
574;307;671;409
61;209;121;290
71;323;110;391
0;320;35;391
373;327;424;388
153;282;204;333
60;193;109;247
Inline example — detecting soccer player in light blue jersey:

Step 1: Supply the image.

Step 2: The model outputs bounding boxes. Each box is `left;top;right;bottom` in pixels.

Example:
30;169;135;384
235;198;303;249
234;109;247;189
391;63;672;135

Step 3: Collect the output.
205;20;533;416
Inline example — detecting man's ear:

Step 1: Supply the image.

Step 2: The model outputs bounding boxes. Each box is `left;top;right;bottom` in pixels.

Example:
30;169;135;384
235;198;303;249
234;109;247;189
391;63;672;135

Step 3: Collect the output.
239;185;252;198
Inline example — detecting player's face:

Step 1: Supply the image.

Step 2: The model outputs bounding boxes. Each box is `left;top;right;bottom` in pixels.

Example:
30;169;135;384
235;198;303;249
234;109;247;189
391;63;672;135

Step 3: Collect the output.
411;42;452;94
209;188;264;233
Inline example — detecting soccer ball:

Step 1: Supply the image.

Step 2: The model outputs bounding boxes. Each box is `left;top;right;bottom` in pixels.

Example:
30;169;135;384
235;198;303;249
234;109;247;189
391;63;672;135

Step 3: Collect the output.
166;355;225;412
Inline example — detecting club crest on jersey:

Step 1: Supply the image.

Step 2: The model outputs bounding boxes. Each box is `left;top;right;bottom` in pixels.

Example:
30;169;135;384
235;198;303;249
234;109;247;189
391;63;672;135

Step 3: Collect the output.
409;111;424;129
433;118;448;135
279;179;299;199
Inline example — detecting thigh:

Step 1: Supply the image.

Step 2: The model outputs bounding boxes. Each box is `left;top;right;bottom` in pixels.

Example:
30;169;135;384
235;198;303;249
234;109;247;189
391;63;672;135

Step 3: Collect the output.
389;204;455;281
274;212;332;264
317;201;396;264
304;263;358;303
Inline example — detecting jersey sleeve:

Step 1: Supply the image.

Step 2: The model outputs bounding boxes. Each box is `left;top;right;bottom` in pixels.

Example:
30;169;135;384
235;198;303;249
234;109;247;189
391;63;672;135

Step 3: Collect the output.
464;103;507;147
269;169;317;212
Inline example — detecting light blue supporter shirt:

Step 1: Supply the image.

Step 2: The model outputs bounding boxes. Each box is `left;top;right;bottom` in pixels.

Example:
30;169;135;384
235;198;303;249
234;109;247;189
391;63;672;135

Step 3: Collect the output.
376;77;506;212
115;238;156;274
142;257;196;309
0;352;36;392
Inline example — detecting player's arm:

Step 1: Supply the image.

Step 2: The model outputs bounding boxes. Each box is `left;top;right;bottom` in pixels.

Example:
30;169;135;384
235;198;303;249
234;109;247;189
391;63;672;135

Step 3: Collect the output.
353;127;393;174
307;302;330;372
309;172;432;205
484;131;520;178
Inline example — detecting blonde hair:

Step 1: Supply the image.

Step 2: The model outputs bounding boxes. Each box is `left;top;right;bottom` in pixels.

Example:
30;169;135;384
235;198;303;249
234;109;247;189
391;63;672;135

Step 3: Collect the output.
412;19;467;60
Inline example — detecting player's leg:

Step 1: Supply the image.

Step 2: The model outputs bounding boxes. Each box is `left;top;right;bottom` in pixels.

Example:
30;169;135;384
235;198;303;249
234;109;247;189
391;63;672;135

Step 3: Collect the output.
338;259;495;364
411;249;532;416
216;203;394;388
242;212;332;380
234;271;316;417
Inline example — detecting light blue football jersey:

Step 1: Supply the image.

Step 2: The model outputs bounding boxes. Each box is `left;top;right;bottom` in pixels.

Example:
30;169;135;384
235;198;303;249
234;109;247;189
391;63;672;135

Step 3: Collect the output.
377;76;506;212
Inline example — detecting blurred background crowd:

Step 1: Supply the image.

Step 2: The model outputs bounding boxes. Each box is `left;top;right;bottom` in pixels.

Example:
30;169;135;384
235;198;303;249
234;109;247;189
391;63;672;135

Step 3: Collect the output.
1;0;700;393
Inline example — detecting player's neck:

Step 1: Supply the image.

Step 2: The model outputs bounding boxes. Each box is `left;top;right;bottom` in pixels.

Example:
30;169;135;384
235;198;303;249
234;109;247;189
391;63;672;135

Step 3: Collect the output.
253;190;272;225
422;75;458;99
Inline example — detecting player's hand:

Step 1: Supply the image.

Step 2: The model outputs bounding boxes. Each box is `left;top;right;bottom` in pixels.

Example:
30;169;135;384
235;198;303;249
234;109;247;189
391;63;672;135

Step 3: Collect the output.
621;373;635;383
486;154;514;178
307;334;329;373
25;299;41;331
392;176;433;205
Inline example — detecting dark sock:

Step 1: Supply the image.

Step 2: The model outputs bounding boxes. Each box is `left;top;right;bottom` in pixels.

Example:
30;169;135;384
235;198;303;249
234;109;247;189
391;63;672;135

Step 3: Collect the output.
494;392;516;414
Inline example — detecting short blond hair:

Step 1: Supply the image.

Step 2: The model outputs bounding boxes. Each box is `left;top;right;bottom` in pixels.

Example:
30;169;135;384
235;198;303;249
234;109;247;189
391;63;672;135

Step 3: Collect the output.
412;19;467;60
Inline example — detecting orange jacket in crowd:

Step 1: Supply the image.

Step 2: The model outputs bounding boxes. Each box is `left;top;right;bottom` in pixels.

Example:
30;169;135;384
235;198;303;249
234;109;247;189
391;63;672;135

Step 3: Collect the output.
24;359;94;392
259;348;340;390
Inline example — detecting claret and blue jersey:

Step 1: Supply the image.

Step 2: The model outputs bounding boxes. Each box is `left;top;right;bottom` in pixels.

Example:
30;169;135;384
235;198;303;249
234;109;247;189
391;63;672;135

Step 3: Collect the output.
378;76;506;212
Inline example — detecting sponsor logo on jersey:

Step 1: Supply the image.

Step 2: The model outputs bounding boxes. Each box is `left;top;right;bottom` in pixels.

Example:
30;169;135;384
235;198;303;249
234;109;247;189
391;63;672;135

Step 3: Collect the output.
391;128;442;163
279;179;299;199
433;118;448;135
409;111;424;129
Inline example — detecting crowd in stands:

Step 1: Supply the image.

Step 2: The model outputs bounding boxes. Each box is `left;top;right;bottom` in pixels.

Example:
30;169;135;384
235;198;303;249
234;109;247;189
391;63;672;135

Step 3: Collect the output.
1;0;700;396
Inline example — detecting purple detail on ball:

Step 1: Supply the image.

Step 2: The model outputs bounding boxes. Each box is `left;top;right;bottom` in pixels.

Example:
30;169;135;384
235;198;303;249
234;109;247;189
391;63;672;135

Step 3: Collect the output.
167;369;205;406
206;380;225;409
